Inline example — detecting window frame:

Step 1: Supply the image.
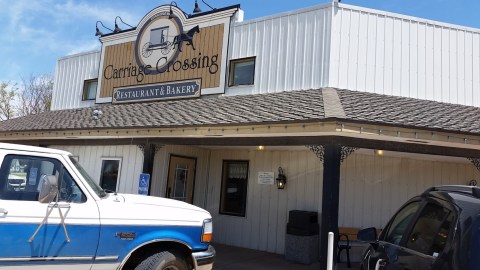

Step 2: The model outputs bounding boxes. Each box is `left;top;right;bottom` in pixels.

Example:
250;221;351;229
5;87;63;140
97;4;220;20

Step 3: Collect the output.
228;57;256;87
404;202;454;256
82;79;98;101
219;160;249;217
0;154;86;203
380;200;423;246
99;157;122;192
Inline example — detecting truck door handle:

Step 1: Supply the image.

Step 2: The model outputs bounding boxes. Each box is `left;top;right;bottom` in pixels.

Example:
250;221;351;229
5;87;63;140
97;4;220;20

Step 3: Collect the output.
0;208;8;215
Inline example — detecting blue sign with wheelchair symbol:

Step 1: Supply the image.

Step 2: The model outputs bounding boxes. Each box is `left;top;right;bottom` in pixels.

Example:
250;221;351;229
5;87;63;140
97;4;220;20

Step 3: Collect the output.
138;173;150;195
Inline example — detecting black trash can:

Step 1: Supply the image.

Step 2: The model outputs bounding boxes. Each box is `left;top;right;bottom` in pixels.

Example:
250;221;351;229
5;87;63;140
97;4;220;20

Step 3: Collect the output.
285;210;319;264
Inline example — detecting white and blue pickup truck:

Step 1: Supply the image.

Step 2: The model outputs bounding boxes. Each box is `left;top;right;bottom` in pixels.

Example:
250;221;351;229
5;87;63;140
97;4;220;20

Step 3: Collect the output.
0;143;215;270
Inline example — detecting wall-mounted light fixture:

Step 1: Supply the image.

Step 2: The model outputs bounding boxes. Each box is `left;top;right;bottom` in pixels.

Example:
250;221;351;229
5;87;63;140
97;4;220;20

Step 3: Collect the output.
168;1;191;19
95;21;113;36
114;16;134;33
193;0;202;13
256;145;265;151
374;149;384;156
276;167;287;189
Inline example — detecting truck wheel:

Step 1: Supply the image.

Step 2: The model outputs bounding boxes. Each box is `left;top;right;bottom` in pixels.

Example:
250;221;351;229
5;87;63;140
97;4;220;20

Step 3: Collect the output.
135;251;189;270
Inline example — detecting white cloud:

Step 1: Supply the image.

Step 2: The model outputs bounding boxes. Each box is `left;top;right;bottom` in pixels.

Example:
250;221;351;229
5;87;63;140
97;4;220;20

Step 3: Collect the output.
66;40;101;56
52;0;139;25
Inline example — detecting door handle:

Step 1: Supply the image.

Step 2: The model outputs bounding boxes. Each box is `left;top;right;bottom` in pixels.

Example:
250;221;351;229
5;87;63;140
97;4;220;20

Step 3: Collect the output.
0;208;8;215
375;259;388;270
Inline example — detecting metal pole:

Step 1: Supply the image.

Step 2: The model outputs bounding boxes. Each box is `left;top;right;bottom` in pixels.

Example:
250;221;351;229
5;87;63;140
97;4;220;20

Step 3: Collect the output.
327;232;334;270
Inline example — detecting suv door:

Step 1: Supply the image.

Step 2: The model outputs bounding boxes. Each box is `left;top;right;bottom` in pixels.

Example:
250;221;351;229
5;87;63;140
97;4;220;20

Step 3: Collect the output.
0;153;100;269
363;199;454;270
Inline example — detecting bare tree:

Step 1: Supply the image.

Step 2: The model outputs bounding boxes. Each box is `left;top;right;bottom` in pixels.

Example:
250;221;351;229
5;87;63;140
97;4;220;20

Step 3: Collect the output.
0;81;17;120
17;74;53;117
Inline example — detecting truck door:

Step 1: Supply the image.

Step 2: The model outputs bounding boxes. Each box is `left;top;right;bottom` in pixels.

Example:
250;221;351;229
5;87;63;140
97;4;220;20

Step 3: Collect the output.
0;154;100;269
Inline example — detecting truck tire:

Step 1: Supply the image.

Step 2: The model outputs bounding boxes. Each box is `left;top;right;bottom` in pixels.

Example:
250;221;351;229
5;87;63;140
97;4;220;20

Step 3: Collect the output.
135;251;189;270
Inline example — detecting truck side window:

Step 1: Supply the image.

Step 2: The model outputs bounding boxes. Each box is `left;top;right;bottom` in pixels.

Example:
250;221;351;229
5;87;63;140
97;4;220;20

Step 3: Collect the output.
0;155;86;203
406;203;453;255
59;170;87;203
383;201;421;245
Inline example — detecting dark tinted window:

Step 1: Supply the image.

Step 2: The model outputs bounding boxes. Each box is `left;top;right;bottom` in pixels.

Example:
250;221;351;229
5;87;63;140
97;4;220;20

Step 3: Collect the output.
99;159;120;192
384;201;421;245
406;203;453;255
219;160;249;216
229;58;255;86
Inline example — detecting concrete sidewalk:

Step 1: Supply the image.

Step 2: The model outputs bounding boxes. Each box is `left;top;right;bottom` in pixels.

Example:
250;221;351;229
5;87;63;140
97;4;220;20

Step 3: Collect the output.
213;243;356;270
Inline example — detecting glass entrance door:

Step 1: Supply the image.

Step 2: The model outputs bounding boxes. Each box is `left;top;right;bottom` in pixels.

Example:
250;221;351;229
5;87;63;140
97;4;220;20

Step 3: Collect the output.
166;155;196;204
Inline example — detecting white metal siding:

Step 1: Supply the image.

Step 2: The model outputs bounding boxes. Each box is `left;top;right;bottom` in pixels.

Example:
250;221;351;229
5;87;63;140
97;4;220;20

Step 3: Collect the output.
52;51;100;110
207;149;479;254
339;153;479;229
226;5;333;95
51;145;143;194
329;5;480;107
207;149;323;254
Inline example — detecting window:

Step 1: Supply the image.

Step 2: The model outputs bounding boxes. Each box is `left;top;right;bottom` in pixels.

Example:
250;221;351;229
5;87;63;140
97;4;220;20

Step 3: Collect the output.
150;27;169;47
0;155;86;203
219;160;249;216
406;203;453;255
383;201;421;245
99;159;121;192
229;57;255;86
83;79;97;100
167;155;196;204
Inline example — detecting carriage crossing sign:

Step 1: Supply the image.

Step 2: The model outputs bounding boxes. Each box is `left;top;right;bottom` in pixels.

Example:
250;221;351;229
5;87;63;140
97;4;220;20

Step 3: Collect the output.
98;4;239;100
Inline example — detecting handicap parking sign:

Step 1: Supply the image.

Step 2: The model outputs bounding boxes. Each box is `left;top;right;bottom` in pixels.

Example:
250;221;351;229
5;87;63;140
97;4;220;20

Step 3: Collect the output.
138;173;150;195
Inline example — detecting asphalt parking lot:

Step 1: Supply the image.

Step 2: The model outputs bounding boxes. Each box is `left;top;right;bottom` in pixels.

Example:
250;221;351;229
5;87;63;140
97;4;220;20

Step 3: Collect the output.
213;243;354;270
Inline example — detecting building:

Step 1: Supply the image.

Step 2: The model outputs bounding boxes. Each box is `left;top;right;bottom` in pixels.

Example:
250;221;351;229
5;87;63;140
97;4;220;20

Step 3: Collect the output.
1;1;479;267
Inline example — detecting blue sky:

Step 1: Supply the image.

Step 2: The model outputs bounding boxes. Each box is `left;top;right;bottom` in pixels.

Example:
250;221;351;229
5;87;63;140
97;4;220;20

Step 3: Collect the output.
0;0;479;83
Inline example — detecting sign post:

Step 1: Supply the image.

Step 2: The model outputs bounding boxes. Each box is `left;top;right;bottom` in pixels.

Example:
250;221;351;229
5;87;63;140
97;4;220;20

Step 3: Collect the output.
138;173;150;195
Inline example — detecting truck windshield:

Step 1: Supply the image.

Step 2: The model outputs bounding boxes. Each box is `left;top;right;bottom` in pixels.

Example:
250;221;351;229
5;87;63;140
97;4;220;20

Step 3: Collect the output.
69;156;107;198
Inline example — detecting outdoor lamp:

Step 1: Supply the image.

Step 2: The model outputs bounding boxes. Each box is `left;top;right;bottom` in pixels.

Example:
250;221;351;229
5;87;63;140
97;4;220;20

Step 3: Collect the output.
114;16;134;33
276;167;287;189
169;1;179;19
169;1;192;19
193;0;202;13
95;21;113;36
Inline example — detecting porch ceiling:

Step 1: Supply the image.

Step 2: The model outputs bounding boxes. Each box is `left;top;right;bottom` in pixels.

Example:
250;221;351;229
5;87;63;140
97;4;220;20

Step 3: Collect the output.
0;88;479;157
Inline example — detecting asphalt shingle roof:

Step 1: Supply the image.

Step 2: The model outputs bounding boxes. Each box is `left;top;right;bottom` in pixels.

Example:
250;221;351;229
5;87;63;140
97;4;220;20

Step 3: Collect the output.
0;88;478;136
337;89;480;135
0;89;325;132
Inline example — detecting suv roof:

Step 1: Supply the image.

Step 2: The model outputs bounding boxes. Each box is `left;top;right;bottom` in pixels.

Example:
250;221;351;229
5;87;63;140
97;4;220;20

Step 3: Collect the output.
424;185;480;199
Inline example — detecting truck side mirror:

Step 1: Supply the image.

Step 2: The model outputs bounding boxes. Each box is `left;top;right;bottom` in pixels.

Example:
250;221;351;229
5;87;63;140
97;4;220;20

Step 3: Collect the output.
38;175;59;203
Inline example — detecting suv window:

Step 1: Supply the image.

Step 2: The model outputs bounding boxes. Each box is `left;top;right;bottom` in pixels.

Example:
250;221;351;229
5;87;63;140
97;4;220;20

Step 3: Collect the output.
406;203;453;255
383;201;421;245
0;155;86;203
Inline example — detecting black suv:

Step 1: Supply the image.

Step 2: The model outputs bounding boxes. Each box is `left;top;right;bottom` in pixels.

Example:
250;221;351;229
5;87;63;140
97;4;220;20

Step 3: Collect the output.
358;185;480;270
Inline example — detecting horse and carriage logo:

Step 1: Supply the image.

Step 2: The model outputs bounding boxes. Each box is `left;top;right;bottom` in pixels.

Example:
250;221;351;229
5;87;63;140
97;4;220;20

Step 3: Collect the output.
134;10;201;74
141;25;200;58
